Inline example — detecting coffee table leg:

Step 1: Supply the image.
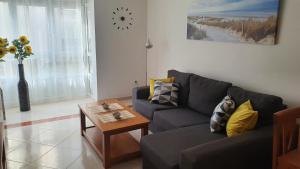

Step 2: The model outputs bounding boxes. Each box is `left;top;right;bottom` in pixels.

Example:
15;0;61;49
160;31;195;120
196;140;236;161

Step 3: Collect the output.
141;126;149;136
103;134;111;169
80;109;86;136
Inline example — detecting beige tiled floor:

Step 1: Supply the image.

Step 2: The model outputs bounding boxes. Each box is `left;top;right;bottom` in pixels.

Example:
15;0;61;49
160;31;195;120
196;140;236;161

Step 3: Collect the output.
5;98;95;124
5;117;142;169
5;98;132;125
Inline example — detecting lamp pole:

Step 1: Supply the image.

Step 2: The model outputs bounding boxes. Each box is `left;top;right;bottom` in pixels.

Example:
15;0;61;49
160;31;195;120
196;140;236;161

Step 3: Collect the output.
145;38;153;86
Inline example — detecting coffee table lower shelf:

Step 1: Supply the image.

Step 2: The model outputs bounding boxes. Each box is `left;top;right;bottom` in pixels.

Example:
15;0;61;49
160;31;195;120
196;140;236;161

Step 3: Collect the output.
82;127;141;168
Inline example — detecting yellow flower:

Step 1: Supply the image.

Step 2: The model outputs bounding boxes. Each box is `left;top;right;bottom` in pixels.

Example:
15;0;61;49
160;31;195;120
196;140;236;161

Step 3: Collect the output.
8;46;17;54
0;47;7;58
19;35;29;45
0;37;8;47
24;45;32;54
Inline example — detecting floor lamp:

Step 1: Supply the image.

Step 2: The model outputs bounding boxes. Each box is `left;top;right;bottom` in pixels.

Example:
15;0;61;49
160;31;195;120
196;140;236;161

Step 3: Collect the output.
145;38;153;86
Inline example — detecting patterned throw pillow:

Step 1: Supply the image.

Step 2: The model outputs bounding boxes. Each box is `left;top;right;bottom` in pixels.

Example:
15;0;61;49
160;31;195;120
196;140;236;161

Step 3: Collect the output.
150;81;179;107
210;96;236;133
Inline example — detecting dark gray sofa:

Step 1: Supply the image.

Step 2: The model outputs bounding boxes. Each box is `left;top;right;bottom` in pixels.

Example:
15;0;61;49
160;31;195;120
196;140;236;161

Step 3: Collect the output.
132;70;287;169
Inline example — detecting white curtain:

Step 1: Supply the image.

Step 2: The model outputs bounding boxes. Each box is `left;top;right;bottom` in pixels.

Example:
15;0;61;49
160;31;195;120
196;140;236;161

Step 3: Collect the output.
0;0;90;108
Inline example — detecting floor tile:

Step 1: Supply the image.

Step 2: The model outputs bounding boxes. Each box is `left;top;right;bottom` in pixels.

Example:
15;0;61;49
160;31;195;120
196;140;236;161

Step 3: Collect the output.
58;132;88;151
67;156;103;169
129;129;142;142
7;142;53;163
30;129;73;146
86;119;94;127
37;119;80;132
7;160;30;169
22;164;57;169
7;160;56;169
31;167;55;169
28;167;54;169
67;140;142;169
6;98;94;124
68;155;142;169
67;143;103;169
6;126;51;142
5;139;28;153
37;147;82;169
5;98;141;169
110;158;142;169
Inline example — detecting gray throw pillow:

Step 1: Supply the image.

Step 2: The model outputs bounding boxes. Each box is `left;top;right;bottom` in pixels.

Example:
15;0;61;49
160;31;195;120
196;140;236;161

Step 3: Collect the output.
210;95;236;133
150;81;179;107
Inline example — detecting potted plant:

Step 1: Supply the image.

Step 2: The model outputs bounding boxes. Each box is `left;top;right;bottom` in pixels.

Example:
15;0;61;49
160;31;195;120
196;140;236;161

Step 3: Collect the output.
0;36;33;112
11;36;34;111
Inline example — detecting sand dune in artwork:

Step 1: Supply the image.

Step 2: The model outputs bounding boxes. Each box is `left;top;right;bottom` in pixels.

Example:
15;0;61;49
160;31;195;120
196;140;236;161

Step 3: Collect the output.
187;16;277;44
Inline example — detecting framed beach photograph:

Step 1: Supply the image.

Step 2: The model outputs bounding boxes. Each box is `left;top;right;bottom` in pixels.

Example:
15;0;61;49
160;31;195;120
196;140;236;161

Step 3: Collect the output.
187;0;281;45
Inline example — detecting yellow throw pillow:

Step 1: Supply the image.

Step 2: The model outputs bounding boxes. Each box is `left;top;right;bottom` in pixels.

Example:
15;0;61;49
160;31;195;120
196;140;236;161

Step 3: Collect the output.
149;77;175;99
226;100;258;137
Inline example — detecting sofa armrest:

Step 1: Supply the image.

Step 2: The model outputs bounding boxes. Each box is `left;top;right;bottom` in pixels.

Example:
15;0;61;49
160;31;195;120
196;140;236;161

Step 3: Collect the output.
180;126;273;169
132;86;150;100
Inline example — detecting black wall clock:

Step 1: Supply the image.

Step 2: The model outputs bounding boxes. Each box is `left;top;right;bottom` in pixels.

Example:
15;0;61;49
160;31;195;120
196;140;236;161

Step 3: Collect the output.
112;7;134;30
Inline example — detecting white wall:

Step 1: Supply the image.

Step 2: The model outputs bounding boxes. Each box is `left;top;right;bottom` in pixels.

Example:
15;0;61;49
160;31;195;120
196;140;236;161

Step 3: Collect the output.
94;0;147;99
147;0;300;106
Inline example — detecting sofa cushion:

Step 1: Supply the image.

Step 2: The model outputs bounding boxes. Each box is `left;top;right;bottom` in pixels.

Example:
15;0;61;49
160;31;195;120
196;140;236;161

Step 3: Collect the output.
141;124;225;169
168;70;193;106
133;99;175;120
228;86;287;126
188;75;232;116
151;81;179;107
153;108;210;132
149;77;175;98
210;95;236;133
180;126;273;169
226;100;258;137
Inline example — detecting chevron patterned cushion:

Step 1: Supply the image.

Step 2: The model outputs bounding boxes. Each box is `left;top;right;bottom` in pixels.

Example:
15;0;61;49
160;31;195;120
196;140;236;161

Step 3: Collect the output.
150;81;179;107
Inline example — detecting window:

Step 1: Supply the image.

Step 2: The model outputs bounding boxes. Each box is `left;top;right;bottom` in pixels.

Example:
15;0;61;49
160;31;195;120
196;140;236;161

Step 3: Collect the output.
0;0;90;108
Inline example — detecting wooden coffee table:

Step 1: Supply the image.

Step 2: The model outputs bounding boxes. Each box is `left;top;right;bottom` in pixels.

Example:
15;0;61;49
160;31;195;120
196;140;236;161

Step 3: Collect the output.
79;99;149;169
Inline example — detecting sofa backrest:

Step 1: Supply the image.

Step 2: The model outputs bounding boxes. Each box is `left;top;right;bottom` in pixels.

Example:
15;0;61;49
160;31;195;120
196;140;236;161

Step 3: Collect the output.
228;86;287;127
188;74;232;116
167;70;287;126
168;70;193;106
